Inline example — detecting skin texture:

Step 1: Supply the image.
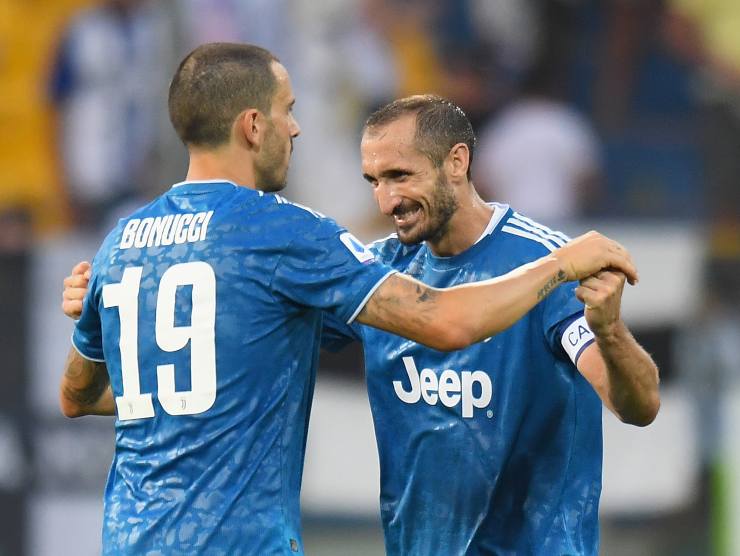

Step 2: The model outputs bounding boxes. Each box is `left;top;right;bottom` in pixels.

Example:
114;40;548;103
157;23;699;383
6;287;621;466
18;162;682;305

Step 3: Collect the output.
252;62;299;191
576;270;660;425
361;114;483;256
60;346;114;417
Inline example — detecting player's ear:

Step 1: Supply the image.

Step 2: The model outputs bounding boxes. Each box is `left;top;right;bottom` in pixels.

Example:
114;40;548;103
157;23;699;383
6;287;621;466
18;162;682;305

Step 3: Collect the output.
445;143;470;181
238;109;263;148
444;143;470;179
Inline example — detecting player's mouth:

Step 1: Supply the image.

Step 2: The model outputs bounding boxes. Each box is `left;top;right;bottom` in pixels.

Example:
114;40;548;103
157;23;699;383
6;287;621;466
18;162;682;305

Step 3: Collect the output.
392;201;423;229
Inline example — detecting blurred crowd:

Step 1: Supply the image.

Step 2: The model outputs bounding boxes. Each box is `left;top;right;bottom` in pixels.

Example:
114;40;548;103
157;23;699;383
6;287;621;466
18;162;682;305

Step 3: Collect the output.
3;0;740;233
2;0;740;554
5;0;739;236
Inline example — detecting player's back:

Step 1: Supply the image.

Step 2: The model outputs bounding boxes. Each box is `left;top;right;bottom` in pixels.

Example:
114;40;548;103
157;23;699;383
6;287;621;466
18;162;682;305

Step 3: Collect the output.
74;180;387;555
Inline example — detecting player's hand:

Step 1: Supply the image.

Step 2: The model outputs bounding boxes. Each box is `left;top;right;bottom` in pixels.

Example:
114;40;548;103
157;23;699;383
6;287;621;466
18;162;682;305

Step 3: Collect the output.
62;261;91;320
554;231;637;285
576;270;626;337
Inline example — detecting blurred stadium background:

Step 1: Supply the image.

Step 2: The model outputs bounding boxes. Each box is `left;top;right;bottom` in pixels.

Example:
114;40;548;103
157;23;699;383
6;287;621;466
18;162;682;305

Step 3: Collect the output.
2;0;739;554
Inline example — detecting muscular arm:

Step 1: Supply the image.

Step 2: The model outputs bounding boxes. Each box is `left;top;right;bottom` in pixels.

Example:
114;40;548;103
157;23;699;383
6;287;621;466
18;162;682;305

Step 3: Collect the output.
60;347;115;418
356;231;637;352
357;257;564;351
577;328;660;426
575;270;660;426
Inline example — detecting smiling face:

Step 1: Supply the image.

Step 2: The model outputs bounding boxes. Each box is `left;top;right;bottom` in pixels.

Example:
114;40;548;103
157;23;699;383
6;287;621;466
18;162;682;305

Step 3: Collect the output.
361;114;458;245
253;62;300;192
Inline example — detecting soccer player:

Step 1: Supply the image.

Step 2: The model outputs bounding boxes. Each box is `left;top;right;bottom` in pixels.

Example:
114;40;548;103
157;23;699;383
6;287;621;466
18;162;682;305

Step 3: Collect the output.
59;44;638;555
318;95;660;555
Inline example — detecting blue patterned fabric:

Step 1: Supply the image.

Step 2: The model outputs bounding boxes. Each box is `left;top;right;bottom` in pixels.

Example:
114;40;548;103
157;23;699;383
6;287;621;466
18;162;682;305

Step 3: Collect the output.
73;180;393;555
323;204;603;556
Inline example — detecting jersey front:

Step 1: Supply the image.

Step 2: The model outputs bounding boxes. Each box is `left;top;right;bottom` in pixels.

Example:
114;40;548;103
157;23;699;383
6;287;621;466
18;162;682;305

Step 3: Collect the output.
324;204;602;556
72;180;393;555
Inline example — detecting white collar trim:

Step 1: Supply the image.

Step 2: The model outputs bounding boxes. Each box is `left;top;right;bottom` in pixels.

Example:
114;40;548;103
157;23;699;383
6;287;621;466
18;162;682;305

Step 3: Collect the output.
171;179;238;188
473;203;509;244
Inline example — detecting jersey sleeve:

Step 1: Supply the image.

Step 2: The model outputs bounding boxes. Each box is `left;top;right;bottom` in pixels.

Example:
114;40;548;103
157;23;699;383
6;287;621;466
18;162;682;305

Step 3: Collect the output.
71;267;105;362
320;312;362;352
542;281;595;366
271;214;396;324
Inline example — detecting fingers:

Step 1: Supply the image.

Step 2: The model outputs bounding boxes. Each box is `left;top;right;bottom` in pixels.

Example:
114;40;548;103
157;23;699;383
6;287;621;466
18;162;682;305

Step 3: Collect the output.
578;277;600;292
575;284;606;308
577;269;626;307
64;261;92;288
63;270;90;290
71;261;91;278
62;284;88;320
63;286;88;302
580;270;626;290
604;241;637;285
574;286;588;305
61;299;84;319
555;231;638;284
63;261;91;320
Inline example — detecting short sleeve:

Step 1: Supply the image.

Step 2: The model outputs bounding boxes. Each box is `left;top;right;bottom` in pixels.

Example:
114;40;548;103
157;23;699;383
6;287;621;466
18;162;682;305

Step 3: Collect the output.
321;312;362;352
71;270;105;362
271;215;395;324
542;281;594;366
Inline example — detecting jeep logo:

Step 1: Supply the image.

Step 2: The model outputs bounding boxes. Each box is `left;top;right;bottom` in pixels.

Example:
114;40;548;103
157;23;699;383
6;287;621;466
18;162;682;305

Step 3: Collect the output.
393;356;492;418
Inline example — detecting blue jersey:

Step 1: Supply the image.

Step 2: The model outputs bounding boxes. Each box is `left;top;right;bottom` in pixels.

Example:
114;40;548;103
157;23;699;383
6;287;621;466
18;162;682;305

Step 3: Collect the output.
324;204;601;556
72;180;394;555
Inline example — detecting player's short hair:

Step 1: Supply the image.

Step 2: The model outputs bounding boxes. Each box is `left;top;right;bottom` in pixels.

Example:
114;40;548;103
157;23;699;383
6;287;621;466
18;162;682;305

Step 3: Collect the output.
168;43;279;147
364;95;476;179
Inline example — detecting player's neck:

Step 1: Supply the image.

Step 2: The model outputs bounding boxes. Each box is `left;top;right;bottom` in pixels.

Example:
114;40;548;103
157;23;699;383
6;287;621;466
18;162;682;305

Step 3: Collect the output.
185;147;258;189
427;184;493;258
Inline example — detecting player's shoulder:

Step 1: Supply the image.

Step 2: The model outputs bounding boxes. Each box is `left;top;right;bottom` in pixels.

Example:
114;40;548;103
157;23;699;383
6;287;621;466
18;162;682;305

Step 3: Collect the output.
365;232;422;265
266;194;328;219
498;209;571;257
261;193;345;233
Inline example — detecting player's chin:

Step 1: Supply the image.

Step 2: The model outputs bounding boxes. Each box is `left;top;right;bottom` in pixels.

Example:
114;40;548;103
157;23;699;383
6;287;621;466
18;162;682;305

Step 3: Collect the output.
395;226;424;246
261;175;289;193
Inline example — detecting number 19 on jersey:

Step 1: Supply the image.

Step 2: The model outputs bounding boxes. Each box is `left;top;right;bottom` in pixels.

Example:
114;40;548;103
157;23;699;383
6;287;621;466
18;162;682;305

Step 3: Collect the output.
102;262;217;421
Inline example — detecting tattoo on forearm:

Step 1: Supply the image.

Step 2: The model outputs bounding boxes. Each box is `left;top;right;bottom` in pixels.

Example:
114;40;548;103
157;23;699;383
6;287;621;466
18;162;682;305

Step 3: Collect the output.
537;270;567;300
63;352;110;409
414;284;438;304
362;277;438;334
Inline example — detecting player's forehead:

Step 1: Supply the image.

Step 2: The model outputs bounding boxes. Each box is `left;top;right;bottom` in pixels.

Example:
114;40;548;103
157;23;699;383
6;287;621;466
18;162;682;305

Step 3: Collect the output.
270;61;294;106
361;115;426;171
363;113;416;145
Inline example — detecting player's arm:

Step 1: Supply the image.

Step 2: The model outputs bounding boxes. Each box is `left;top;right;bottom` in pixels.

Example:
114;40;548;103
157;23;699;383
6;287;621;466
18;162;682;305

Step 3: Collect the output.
357;231;638;352
575;270;660;426
60;347;115;418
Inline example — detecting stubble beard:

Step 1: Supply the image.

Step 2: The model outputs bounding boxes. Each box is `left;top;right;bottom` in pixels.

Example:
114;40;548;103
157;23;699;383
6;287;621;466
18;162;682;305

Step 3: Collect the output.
396;173;458;246
255;124;291;193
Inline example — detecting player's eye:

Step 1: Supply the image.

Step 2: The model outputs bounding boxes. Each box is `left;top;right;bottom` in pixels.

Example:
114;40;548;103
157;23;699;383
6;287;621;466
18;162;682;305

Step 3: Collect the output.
389;171;411;183
362;174;378;187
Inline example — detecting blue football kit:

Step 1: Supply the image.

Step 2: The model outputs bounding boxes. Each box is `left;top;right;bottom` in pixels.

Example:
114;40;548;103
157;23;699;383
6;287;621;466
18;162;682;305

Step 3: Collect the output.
323;204;601;556
72;180;394;555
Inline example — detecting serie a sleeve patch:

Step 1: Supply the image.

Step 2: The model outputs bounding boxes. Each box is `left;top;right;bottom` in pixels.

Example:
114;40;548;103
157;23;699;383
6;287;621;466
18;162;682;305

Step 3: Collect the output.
339;232;375;263
560;315;595;365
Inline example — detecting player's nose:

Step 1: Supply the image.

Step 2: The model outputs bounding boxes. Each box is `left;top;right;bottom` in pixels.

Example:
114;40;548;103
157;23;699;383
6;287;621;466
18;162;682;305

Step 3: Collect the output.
289;115;300;138
374;183;401;216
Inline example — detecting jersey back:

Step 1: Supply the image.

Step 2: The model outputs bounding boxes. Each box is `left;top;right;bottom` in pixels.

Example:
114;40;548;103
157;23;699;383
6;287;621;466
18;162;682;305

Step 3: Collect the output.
324;204;602;556
73;180;393;555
